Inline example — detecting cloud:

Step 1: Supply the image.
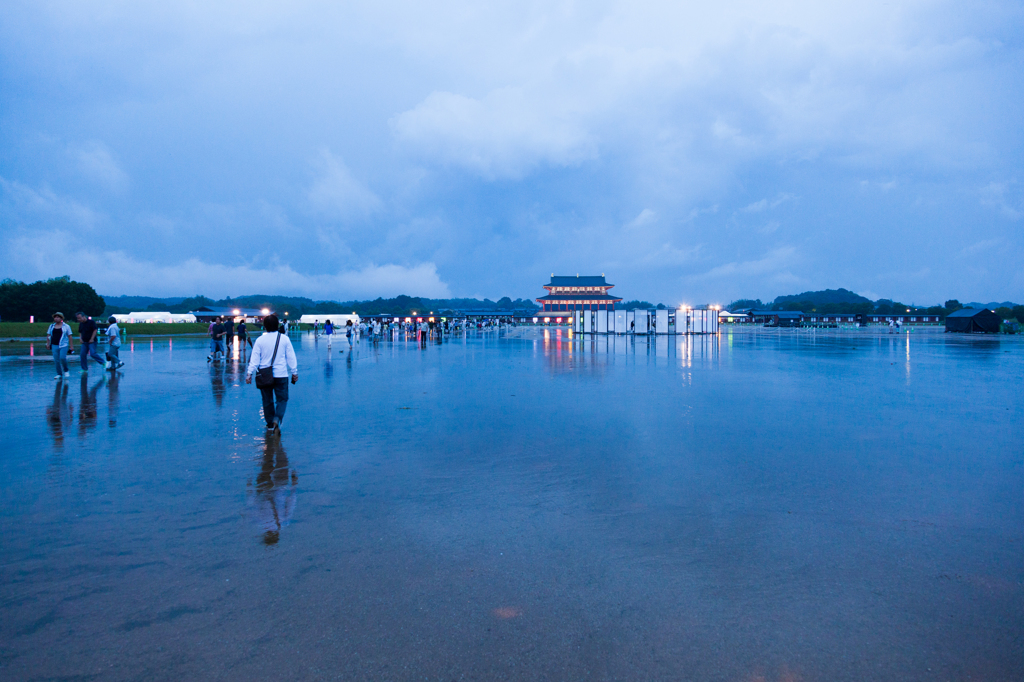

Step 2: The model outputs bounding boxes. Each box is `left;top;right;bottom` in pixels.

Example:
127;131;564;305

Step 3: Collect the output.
5;230;450;299
690;246;800;280
741;194;794;213
0;177;100;228
1;0;1022;303
627;208;657;228
71;141;128;193
980;182;1021;220
875;267;932;280
959;238;1002;256
390;88;596;178
306;150;382;220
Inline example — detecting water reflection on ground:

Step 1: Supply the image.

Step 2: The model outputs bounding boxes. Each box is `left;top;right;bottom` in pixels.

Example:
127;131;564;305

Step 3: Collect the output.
0;329;1021;681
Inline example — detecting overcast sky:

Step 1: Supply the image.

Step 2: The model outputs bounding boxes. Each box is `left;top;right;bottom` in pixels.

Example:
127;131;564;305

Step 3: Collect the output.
1;1;1022;305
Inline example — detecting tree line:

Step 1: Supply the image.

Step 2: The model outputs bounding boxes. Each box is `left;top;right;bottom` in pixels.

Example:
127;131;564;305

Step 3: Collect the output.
0;277;105;322
728;289;1024;322
103;294;542;318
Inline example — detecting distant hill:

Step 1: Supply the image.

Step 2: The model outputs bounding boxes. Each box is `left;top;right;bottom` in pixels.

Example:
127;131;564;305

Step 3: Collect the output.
101;294;538;317
773;288;872;306
103;295;187;308
965;301;1018;310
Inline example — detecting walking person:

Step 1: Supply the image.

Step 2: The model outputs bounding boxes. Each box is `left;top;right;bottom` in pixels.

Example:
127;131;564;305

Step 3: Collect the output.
345;320;353;350
76;312;106;371
208;317;226;362
105;316;124;370
225;317;236;357
237;319;249;352
46;312;72;380
324;319;334;348
245;315;298;435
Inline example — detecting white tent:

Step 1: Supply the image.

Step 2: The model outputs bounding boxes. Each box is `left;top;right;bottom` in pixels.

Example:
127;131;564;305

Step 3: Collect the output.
114;312;198;323
298;314;359;326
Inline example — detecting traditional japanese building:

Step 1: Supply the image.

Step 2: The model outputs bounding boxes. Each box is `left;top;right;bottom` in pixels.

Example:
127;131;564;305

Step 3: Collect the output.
536;274;623;314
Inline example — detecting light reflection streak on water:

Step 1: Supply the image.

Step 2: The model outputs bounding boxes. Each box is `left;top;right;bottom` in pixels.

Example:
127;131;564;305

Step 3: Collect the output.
906;333;911;385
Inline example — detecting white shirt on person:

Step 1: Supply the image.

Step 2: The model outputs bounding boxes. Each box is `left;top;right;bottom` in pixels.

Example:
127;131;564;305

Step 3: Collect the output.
246;331;297;379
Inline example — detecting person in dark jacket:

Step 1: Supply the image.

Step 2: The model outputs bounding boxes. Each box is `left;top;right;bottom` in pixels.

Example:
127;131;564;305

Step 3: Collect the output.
76;312;106;371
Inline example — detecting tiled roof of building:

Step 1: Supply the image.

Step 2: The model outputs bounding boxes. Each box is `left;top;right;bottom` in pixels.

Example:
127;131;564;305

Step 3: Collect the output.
547;275;612;287
537;294;623;302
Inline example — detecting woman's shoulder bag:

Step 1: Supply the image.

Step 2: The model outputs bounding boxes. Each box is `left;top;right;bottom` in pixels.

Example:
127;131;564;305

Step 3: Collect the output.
255;332;282;388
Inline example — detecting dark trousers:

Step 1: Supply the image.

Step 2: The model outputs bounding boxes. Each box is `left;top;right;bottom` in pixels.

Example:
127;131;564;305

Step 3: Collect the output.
260;377;289;426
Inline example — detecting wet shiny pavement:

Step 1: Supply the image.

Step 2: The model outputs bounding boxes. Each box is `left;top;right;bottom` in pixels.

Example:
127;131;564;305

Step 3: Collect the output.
1;330;1021;681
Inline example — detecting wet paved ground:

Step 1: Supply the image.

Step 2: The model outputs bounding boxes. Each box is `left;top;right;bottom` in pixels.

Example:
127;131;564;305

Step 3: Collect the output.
1;329;1022;681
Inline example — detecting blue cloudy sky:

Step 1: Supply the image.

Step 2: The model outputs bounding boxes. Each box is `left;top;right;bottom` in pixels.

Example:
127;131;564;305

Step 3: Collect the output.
1;1;1022;305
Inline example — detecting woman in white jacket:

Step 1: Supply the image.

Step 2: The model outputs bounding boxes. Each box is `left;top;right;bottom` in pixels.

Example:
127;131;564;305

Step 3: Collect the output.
46;312;73;380
245;315;298;434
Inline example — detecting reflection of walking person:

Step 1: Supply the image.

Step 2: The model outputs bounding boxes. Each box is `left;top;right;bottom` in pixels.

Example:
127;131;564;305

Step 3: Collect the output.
245;315;298;435
247;436;298;545
107;372;120;428
46;381;72;449
78;374;101;436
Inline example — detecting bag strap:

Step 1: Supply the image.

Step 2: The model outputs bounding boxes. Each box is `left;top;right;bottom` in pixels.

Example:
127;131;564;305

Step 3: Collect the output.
264;332;282;369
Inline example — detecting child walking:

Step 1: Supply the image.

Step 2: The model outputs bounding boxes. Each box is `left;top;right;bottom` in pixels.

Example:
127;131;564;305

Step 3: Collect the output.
105;316;125;370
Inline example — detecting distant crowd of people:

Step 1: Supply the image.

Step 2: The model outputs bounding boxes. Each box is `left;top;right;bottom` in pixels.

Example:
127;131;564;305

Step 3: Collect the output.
43;311;519;435
46;311;124;380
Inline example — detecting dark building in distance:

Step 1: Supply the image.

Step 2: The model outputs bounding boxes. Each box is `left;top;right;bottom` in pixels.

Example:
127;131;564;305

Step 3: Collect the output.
537;274;623;314
945;308;1001;333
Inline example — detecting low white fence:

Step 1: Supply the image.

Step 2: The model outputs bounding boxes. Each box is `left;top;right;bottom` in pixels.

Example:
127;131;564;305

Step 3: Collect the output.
571;308;719;335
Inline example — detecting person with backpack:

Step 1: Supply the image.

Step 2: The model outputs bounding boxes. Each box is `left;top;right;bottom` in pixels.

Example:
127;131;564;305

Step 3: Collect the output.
245;314;298;435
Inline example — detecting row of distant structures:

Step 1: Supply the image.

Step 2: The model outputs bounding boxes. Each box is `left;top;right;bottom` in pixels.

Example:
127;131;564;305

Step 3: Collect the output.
113;306;274;324
725;308;1001;332
112;274;1006;333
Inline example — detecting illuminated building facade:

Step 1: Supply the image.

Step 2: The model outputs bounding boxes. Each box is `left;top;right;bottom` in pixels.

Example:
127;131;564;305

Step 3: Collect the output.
536;274;622;314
